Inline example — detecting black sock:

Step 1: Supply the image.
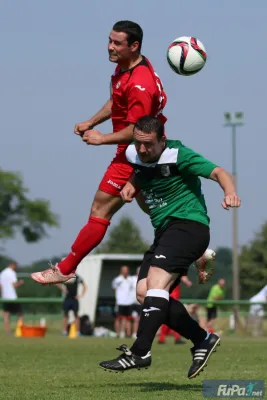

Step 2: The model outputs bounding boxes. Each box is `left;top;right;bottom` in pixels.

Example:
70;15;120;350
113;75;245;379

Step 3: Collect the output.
130;289;169;357
166;298;207;346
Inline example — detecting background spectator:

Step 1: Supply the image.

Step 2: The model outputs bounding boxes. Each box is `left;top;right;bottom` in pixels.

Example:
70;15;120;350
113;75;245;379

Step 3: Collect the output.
56;274;87;336
112;265;134;338
206;278;226;333
0;262;24;334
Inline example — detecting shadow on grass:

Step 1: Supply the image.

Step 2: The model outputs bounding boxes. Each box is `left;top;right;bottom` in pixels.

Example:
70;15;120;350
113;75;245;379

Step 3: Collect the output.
115;382;202;392
64;381;202;393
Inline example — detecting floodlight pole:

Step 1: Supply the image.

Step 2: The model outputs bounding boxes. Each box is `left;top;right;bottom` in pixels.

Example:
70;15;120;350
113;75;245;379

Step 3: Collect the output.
224;112;244;329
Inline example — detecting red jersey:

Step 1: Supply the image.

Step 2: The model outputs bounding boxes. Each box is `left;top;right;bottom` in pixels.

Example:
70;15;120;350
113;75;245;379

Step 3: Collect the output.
111;57;167;155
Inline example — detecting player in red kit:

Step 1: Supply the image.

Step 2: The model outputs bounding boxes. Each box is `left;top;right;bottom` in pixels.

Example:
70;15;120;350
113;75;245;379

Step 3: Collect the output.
31;21;215;285
158;276;192;344
31;21;168;285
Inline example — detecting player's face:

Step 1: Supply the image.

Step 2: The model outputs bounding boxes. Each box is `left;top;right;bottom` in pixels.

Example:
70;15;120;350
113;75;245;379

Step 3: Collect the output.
134;129;165;163
108;31;134;64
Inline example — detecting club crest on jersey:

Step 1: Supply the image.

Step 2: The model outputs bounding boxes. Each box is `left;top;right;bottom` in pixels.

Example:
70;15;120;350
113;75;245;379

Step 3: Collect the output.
161;165;170;177
116;81;121;89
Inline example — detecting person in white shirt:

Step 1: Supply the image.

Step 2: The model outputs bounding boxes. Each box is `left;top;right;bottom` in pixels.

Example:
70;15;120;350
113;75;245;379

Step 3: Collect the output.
249;285;267;316
112;265;134;338
0;262;24;334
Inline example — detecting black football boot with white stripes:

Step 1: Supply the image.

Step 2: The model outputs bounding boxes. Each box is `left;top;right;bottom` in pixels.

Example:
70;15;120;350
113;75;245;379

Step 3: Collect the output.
188;333;220;379
99;344;151;372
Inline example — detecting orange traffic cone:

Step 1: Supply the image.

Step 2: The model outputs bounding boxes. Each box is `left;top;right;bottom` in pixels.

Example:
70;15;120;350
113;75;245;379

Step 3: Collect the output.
68;322;77;339
15;319;23;337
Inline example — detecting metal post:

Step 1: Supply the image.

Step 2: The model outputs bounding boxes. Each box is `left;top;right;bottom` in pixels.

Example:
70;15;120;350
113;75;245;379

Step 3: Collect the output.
232;125;240;316
224;112;243;330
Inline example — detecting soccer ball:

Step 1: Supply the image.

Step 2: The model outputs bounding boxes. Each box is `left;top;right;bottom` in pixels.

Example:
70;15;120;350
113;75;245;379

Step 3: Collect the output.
167;36;207;76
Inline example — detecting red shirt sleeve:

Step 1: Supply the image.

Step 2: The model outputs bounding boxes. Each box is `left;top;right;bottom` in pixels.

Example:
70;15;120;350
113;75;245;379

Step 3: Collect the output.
126;81;154;124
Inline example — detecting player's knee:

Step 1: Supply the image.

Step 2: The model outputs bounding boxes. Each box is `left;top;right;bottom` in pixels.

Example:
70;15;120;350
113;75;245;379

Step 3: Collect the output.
90;199;108;218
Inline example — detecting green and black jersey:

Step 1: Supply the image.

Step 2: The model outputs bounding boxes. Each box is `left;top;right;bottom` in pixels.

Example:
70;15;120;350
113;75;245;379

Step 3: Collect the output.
126;140;218;230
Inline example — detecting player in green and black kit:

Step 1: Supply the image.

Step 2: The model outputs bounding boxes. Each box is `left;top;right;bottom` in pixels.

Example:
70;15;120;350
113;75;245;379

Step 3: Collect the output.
100;116;241;378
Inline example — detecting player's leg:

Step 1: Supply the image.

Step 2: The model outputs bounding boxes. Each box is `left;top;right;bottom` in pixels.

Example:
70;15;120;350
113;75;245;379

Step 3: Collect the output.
62;300;69;336
131;307;140;339
99;221;220;375
125;310;132;338
119;316;127;338
206;307;217;333
3;307;10;334
16;304;24;329
195;249;216;283
99;265;178;372
158;324;169;344
73;299;80;335
31;157;131;284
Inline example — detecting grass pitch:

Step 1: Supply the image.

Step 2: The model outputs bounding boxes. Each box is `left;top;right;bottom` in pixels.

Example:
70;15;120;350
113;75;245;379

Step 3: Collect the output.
0;334;266;400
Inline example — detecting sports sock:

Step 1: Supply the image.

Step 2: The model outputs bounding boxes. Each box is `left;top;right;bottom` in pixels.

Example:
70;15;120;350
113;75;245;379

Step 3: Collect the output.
58;216;110;275
158;324;169;342
166;297;207;345
130;289;169;357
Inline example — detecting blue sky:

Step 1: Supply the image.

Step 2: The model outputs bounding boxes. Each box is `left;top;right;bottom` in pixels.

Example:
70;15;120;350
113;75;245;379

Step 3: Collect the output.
1;0;266;264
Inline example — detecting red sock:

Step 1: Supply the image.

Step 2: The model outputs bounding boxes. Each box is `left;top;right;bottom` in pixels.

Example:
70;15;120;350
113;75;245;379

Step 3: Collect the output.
174;331;181;341
159;324;169;342
58;216;110;275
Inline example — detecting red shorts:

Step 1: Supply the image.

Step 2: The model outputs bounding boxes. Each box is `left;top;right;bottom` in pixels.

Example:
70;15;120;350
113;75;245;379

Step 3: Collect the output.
98;152;134;196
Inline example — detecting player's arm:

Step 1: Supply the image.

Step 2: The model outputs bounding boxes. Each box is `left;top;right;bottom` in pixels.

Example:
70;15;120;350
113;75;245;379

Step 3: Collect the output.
178;146;241;210
74;99;112;135
102;124;135;144
181;275;193;288
13;280;24;288
55;284;68;294
80;282;87;297
213;295;224;300
83;82;154;145
120;173;139;203
112;276;122;290
209;167;241;210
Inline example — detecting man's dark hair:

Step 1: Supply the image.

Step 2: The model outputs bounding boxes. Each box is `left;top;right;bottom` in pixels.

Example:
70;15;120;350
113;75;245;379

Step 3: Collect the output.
134;116;164;140
113;20;143;52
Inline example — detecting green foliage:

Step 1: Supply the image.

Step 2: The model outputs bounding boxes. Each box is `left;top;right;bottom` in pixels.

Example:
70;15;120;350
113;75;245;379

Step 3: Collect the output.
240;222;267;298
95;216;149;254
0;168;59;243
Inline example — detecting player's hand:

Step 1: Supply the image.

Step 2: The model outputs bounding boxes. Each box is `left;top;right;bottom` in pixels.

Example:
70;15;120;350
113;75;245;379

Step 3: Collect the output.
74;120;93;136
222;193;241;210
18;279;24;285
120;182;136;203
81;129;104;145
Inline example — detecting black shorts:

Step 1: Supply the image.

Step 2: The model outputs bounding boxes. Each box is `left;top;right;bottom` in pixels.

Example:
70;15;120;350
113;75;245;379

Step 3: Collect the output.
3;302;22;314
117;305;132;317
131;304;141;317
138;219;210;284
207;306;217;321
63;298;79;314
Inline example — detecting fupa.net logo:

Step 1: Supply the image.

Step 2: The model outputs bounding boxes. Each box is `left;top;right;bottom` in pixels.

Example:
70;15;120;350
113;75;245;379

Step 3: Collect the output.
217;382;263;397
203;380;265;398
